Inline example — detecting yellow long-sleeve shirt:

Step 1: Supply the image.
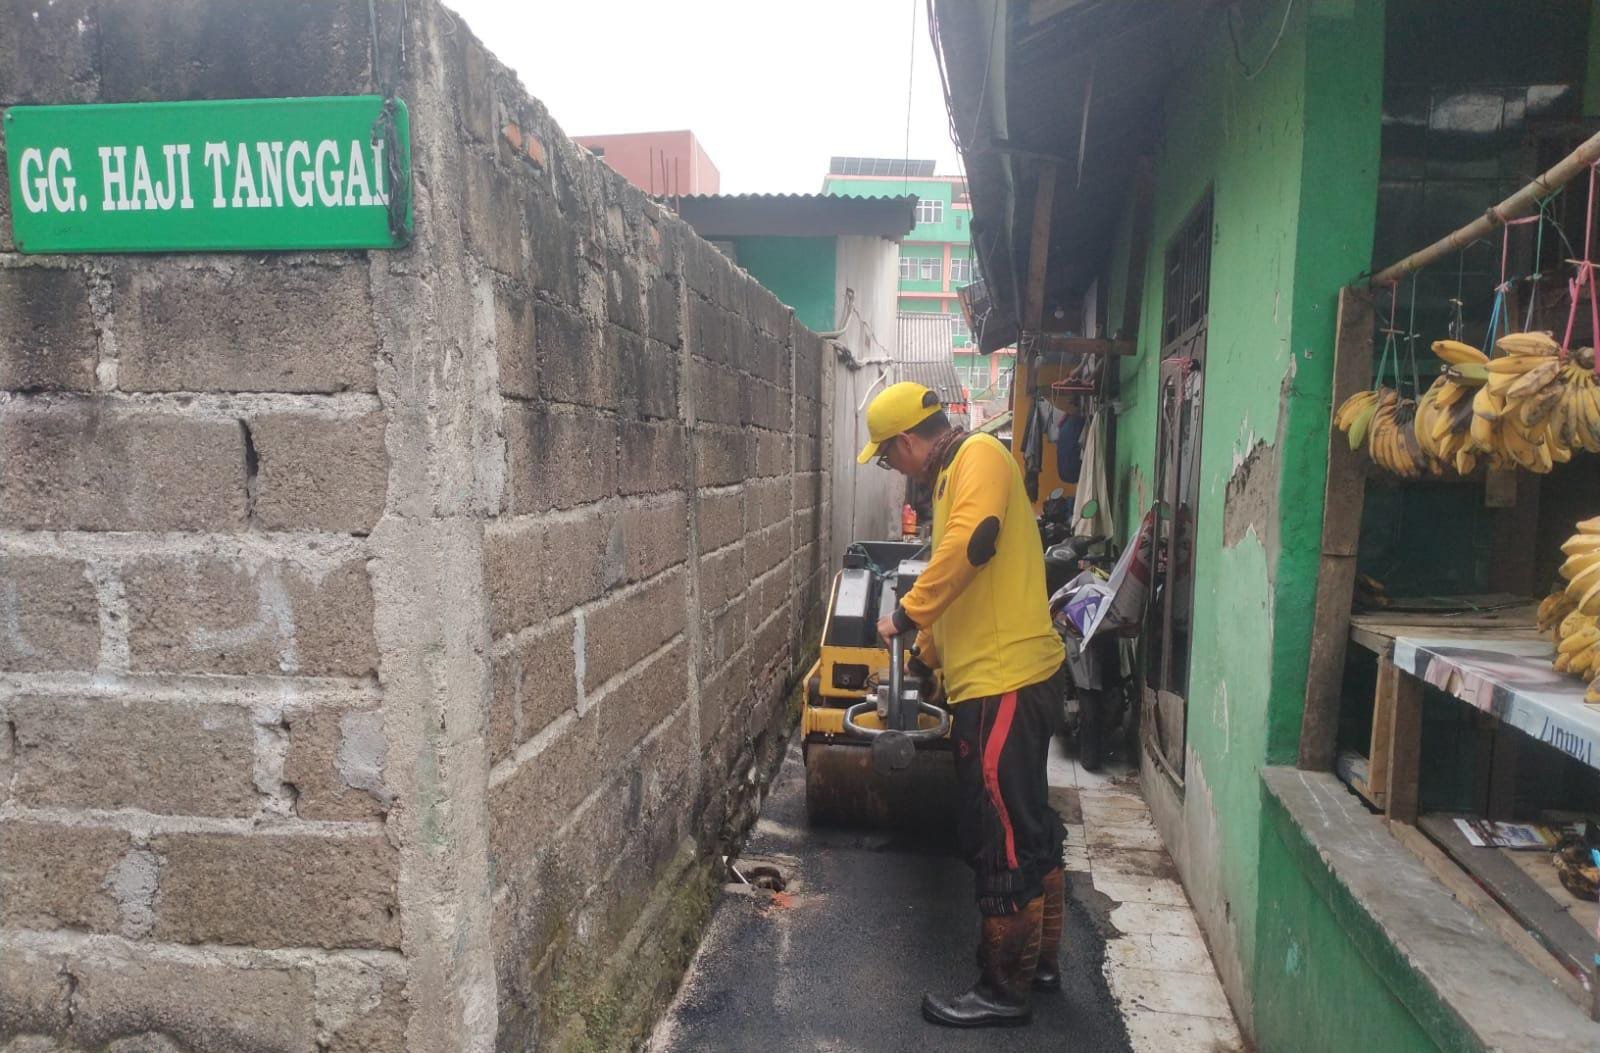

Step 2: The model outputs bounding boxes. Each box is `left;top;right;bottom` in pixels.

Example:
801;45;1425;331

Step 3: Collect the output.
897;432;1063;702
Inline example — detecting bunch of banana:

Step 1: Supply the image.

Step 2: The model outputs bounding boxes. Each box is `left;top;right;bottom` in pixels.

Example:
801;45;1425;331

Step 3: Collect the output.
1369;394;1429;477
1415;373;1475;473
1552;519;1600;703
1546;346;1600;456
1333;388;1388;449
1460;331;1565;472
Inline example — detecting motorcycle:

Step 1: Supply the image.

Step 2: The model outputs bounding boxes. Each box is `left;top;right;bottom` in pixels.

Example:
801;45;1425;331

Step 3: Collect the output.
1044;536;1136;771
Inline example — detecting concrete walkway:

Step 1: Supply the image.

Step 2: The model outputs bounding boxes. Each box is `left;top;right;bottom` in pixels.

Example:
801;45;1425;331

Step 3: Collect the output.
649;734;1245;1052
1051;750;1246;1052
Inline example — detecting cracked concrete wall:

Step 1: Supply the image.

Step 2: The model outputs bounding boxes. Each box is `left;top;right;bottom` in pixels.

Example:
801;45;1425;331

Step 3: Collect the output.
0;2;832;1051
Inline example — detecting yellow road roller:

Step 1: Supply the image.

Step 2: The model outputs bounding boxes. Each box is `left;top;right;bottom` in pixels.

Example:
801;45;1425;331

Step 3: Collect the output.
801;540;958;828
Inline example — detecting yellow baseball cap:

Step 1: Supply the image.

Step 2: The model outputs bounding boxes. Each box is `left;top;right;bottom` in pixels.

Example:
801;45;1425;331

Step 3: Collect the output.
856;381;942;464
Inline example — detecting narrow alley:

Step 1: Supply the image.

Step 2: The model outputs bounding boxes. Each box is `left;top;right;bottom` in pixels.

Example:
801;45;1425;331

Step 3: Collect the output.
651;742;1243;1052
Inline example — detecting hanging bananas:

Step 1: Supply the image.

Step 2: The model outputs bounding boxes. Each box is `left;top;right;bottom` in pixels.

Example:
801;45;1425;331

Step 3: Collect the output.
1550;517;1600;702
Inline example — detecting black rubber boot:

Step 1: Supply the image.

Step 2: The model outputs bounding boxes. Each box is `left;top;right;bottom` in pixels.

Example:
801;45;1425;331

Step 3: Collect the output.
922;897;1042;1028
1033;867;1065;991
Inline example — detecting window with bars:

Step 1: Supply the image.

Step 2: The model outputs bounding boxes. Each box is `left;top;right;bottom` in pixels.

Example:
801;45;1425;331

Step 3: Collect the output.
916;199;944;225
899;256;915;281
919;258;940;281
949;314;969;338
1160;194;1213;355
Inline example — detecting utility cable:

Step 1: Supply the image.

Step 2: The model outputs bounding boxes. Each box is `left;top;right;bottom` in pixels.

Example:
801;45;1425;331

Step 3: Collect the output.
1227;0;1295;82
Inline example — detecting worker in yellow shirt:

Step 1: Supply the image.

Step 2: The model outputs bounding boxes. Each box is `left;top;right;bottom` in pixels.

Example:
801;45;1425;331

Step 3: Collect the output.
859;381;1067;1029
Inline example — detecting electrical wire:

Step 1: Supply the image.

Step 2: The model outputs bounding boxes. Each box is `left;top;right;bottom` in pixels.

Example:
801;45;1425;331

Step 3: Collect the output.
902;0;918;197
1227;0;1295;82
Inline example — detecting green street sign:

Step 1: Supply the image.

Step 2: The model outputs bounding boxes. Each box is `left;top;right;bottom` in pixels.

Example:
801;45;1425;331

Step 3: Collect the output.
4;95;411;253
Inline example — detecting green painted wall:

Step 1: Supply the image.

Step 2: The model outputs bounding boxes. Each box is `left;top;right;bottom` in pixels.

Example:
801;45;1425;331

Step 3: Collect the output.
1255;797;1444;1053
1103;0;1384;1028
729;235;837;332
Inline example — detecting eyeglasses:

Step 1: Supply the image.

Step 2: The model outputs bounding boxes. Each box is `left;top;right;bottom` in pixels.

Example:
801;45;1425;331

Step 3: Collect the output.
874;436;898;470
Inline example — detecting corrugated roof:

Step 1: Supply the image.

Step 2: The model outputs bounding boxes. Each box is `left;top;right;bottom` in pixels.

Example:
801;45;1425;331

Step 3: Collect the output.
897;313;968;407
674;193;918;239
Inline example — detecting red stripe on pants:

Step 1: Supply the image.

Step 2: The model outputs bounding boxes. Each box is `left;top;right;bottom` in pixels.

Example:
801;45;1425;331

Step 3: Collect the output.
982;691;1020;870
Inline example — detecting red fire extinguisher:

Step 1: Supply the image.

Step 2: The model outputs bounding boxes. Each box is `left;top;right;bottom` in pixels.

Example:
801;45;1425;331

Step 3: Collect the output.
901;503;918;539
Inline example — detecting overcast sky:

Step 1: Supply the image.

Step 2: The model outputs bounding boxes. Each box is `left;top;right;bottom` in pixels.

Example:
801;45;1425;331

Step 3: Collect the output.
440;0;965;194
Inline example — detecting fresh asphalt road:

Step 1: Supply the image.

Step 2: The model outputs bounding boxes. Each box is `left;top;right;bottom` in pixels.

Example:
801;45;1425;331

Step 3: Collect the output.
649;737;1134;1053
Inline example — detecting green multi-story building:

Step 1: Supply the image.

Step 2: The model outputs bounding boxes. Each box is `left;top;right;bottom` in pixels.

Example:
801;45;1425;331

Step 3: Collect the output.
822;158;1013;407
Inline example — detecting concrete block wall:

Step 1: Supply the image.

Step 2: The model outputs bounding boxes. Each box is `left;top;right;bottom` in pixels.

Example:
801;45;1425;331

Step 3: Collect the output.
0;2;832;1051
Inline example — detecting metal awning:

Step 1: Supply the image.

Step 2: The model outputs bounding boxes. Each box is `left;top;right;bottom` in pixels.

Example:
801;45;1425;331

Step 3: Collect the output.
896;313;969;407
932;0;1201;351
674;193;918;240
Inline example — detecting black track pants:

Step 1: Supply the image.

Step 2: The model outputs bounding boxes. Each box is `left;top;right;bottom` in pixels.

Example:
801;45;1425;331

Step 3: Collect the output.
950;664;1066;916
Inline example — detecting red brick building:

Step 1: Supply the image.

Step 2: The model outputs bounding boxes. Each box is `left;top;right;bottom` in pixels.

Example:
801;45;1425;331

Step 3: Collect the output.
573;130;720;196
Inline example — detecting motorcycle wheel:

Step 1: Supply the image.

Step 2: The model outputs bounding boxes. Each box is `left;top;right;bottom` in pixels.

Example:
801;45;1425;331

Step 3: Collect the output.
1077;688;1103;772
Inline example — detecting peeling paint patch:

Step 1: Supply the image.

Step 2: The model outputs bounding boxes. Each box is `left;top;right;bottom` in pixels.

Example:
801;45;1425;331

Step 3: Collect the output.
1222;437;1276;553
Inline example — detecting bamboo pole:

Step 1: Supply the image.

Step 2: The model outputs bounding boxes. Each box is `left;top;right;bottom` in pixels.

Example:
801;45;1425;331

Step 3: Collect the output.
1368;127;1600;288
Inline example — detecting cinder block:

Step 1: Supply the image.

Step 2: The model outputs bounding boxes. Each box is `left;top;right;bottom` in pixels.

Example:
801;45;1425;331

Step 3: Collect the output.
0;267;98;391
618;332;681;421
797;433;825;472
616;495;687;583
687;297;730;365
488;714;600;871
749;522;793;578
526;186;581;305
150;831;399;950
0;551;99;672
605;248;645;334
694;426;748;487
98;0;369;101
461;156;530;282
0;944;72;1035
690;359;741;427
7;696;257;817
249;412;388;533
490;618;577;766
503;402;617;514
698;544;745;614
534;302;611;409
324;969;408;1053
123;554;376;677
282;707;389;821
68;949;318;1052
647;273;682;348
484;514;609;638
595;641;687;759
695;487;745;555
750;477;792;529
698;649;750;747
701;595;747;669
0;0;99;104
496;285;538;399
0;404;247;531
753;430;791;478
583;569;687;692
753;607;790;675
0;820;129;932
616;420;686;497
114;260;378;393
743;377;792;432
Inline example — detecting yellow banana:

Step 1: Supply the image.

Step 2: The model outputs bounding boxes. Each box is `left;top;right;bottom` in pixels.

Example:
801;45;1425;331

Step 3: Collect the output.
1577;516;1600;535
1431;339;1488;365
1559;624;1600;655
1568;561;1600;601
1556;651;1574;673
1506;359;1561;400
1561;550;1600;582
1496;331;1560;356
1562;534;1600;556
